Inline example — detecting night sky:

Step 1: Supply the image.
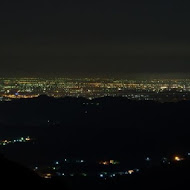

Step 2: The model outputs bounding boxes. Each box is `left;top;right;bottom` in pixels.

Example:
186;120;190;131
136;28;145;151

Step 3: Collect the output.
0;0;190;76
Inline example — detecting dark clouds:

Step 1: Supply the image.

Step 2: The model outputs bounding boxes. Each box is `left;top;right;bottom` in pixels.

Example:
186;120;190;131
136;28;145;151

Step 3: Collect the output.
0;0;190;76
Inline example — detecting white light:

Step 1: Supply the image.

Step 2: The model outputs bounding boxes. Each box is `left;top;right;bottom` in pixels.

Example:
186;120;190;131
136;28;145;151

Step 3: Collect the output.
146;157;151;161
128;170;134;175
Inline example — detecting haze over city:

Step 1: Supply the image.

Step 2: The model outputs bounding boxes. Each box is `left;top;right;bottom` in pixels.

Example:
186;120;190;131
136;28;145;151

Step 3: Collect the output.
0;1;190;76
1;1;190;189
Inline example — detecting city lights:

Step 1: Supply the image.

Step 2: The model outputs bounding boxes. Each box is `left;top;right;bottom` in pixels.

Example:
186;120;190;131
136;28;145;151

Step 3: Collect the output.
174;156;184;162
0;136;32;146
0;77;190;102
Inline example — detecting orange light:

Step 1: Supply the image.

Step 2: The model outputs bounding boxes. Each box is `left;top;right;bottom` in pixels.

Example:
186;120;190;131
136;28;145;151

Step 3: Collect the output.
99;161;110;165
174;156;184;161
44;173;52;179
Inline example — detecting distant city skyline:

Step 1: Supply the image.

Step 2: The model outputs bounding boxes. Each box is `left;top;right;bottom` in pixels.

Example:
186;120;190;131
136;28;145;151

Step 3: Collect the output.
1;76;190;102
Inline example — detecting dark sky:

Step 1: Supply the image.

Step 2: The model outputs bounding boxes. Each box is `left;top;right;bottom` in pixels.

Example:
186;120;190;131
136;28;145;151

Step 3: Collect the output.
0;0;190;77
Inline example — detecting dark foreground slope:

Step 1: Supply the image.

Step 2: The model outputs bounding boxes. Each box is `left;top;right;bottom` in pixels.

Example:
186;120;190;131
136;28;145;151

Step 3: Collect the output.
0;154;69;189
0;154;42;187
